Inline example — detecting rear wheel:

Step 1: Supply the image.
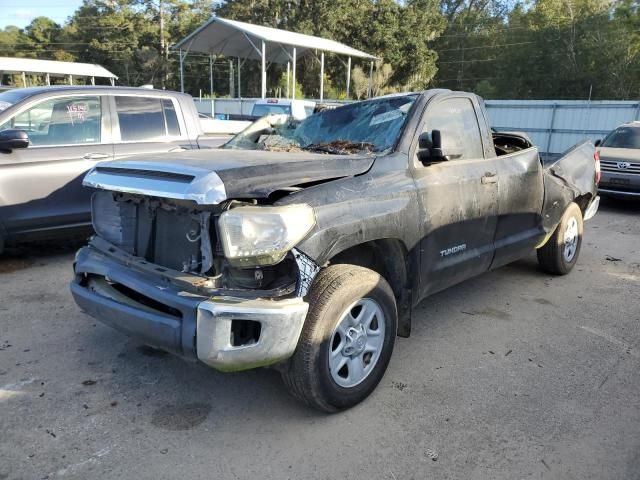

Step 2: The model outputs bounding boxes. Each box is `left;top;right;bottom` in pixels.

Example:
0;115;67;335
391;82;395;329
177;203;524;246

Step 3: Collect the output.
537;202;583;275
281;264;397;412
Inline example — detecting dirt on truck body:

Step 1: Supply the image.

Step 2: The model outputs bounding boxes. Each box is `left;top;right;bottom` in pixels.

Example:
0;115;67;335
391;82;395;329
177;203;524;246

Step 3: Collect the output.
71;89;600;412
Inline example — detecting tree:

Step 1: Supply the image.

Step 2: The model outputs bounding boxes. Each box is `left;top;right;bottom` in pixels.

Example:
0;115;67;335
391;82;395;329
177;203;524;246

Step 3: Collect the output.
1;0;637;99
215;0;445;97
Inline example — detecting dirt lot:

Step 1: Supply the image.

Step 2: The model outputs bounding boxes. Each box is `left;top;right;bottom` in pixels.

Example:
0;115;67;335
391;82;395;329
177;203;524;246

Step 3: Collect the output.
1;198;639;480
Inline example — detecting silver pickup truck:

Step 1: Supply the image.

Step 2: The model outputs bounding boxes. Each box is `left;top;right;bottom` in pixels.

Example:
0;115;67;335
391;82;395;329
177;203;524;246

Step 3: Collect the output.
0;86;225;253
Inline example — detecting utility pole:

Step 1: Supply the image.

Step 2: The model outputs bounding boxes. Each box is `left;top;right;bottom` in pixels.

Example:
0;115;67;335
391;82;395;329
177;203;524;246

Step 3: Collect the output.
159;0;166;89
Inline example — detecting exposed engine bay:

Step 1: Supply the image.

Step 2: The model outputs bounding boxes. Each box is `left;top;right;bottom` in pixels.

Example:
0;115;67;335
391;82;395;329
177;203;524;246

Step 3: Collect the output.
90;190;299;294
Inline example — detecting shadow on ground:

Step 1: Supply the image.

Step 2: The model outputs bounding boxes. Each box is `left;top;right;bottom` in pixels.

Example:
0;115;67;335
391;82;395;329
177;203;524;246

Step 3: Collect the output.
0;237;87;273
599;195;640;213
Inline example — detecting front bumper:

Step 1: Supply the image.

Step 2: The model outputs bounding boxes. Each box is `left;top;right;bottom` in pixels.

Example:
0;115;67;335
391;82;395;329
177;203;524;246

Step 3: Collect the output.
71;245;308;371
599;171;640;198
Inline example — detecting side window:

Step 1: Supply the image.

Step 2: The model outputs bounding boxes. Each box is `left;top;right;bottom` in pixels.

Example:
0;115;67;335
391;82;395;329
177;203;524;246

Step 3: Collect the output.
115;96;181;142
0;96;101;146
422;97;484;160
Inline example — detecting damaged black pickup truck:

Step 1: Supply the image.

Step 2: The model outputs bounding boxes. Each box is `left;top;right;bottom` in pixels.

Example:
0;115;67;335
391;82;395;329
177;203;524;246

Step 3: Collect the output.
71;90;600;412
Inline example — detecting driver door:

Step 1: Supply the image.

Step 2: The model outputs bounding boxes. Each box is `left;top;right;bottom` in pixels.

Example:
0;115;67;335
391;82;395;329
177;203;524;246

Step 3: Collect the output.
411;95;499;297
0;95;113;238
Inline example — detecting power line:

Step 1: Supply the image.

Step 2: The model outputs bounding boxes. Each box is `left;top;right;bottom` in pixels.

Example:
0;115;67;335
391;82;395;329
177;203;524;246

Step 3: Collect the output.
436;41;534;53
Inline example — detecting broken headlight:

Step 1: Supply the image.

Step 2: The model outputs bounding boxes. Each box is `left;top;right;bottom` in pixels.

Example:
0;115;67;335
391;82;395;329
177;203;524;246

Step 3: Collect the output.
218;204;315;267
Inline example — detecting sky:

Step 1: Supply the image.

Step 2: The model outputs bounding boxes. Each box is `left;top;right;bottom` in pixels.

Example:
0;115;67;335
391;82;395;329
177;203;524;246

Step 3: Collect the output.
0;0;84;29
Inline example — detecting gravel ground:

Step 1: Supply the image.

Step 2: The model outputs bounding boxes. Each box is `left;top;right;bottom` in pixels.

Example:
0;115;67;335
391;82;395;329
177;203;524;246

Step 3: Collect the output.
1;198;639;480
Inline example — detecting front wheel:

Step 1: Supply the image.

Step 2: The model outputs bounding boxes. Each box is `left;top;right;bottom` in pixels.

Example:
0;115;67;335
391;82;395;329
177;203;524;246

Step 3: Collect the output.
537;202;584;275
281;264;397;412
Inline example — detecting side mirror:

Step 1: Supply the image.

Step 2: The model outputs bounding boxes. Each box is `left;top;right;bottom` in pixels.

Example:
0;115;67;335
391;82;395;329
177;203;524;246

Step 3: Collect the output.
594;139;601;147
431;129;444;159
417;131;433;163
0;129;29;153
418;129;462;163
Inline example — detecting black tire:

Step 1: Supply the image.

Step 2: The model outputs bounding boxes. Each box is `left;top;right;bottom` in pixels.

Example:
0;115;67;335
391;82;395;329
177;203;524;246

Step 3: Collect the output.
281;264;397;412
537;202;584;275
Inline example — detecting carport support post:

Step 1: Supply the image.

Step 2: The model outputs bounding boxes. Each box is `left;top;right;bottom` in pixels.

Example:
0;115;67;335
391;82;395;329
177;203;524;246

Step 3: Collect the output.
179;48;184;93
21;71;26;87
209;54;214;98
261;40;266;99
45;73;50;86
110;78;115;87
292;47;297;100
367;61;374;98
346;56;351;99
286;61;290;98
319;51;324;102
68;74;73;85
237;57;242;98
91;76;95;86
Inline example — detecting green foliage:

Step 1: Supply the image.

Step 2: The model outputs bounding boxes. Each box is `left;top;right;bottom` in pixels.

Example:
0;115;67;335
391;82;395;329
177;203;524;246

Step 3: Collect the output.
0;0;637;99
433;0;639;99
215;0;444;97
276;71;304;99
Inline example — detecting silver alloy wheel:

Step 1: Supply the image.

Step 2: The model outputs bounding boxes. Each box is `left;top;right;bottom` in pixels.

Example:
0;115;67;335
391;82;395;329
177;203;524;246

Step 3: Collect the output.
563;216;579;262
328;298;386;388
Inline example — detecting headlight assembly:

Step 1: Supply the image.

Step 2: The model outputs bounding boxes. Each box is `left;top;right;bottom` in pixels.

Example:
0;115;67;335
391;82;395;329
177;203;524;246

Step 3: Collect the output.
218;204;316;267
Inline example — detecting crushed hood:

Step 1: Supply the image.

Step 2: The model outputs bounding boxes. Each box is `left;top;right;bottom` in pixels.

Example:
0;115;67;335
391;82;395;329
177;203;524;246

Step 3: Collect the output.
83;149;375;205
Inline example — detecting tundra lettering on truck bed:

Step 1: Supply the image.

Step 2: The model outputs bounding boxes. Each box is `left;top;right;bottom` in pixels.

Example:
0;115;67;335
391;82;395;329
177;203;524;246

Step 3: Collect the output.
70;89;600;412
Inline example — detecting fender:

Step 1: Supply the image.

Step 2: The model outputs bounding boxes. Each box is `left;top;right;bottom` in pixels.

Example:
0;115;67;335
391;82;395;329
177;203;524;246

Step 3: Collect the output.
540;141;597;233
278;152;423;266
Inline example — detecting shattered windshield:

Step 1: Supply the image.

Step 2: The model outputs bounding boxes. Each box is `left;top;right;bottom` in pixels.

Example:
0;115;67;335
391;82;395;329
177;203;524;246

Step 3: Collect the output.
225;94;417;155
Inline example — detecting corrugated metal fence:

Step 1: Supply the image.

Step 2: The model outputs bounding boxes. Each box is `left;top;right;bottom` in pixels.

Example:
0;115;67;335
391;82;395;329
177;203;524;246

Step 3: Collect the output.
485;100;640;155
195;98;258;117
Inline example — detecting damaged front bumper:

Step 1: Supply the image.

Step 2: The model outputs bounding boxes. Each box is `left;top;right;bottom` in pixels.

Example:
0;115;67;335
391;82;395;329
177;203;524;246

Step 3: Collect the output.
71;244;310;371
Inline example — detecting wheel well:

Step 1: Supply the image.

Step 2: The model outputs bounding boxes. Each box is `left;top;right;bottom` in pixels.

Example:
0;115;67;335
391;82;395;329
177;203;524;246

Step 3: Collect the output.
328;239;413;337
574;193;593;215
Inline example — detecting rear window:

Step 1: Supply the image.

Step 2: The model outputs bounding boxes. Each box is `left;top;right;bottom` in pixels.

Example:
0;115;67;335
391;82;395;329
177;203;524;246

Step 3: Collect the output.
602;126;640;149
115;96;181;142
252;104;291;117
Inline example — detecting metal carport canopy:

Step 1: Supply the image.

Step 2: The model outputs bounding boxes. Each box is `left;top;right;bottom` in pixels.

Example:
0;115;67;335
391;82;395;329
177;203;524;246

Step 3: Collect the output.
173;16;377;100
0;57;117;86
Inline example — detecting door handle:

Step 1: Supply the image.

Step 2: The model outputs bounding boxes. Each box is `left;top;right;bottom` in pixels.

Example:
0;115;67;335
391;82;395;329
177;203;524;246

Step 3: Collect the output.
83;152;110;160
481;172;498;184
168;146;187;153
